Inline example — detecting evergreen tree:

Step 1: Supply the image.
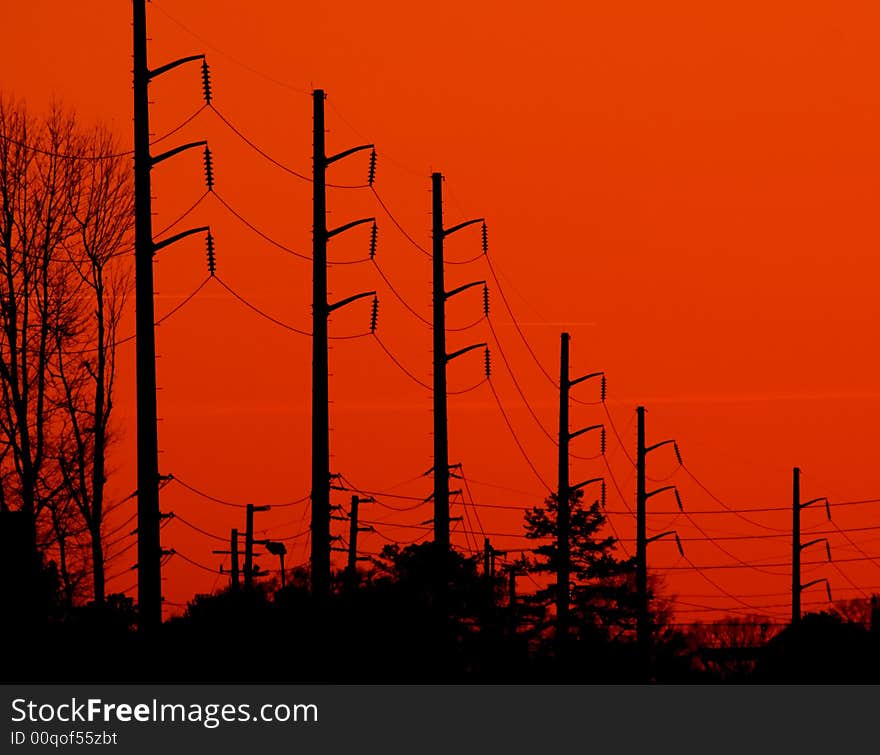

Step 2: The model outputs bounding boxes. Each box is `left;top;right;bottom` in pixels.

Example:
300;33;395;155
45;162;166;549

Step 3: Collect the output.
522;488;636;645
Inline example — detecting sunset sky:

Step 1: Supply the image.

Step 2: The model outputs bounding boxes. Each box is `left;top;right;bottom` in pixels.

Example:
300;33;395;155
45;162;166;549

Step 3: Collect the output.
4;0;880;621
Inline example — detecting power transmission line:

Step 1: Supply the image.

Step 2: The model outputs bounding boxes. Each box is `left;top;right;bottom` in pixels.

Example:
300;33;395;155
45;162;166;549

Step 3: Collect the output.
148;2;311;94
171;475;309;508
371;333;433;390
487;378;553;493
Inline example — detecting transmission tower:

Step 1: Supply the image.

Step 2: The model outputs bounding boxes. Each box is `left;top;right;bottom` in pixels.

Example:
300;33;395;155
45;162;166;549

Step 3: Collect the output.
430;172;487;552
791;466;832;625
133;0;213;631
311;90;376;599
556;332;605;644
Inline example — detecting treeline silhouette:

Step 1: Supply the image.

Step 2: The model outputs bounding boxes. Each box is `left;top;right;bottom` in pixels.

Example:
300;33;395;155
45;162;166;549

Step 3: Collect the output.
4;528;879;683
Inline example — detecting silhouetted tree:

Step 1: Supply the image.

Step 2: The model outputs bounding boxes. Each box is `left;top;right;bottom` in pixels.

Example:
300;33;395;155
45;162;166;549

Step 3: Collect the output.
522;488;636;647
688;614;779;680
831;596;873;628
52;122;131;606
0;96;131;612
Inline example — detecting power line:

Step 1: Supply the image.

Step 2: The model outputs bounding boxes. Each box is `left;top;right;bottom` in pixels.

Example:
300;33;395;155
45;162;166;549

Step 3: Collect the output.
679;553;767;612
371;333;433;390
155;276;212;327
487;377;553;493
359;518;533;539
0;105;206;161
656;553;880;571
459;468;487;539
679;507;793;578
67;277;211;355
154;191;210;239
487;315;556;445
370;259;432;327
679;463;793;534
447;376;488;395
172;513;228;542
214;276;311;336
209;104;312;180
829;518;880;574
445;313;486;333
484;253;557;388
173;549;221;575
171;474;309;508
212;191;310;260
369;186;431;257
338;474;428;513
445;250;487;266
603;455;635;515
151;104;208;146
209;104;366;189
602;403;636;466
149;1;311;95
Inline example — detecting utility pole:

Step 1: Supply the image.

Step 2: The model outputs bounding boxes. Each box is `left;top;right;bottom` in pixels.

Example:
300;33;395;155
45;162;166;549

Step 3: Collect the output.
132;0;212;632
212;528;240;591
556;332;605;646
311;89;376;600
792;466;800;626
346;494;374;589
231;528;239;590
431;172;487;553
635;406;683;675
244;504;271;590
635;407;647;661
791;466;833;626
484;537;492;577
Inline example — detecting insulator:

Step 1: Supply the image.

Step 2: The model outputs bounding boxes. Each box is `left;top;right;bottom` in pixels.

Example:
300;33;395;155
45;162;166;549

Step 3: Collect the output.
674;488;683;511
201;59;212;104
370;296;379;333
368;148;377;186
484;347;491;378
675;533;684;557
369;221;378;259
825;541;832;562
601;480;607;510
203;146;214;191
601;427;606;455
482;284;489;316
600;374;607;402
673;441;682;465
481;222;488;253
206;231;216;276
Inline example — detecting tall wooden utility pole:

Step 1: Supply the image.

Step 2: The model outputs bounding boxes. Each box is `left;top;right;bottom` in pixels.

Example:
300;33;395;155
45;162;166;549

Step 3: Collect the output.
213;529;240;591
133;0;211;631
556;332;604;646
346;494;374;589
635;406;682;675
791;466;833;625
244;504;270;590
132;0;161;634
310;89;375;599
230;528;240;591
431;172;486;552
792;466;801;626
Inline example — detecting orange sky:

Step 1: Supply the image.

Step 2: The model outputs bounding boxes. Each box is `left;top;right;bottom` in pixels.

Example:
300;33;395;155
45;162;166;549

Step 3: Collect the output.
4;0;880;622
